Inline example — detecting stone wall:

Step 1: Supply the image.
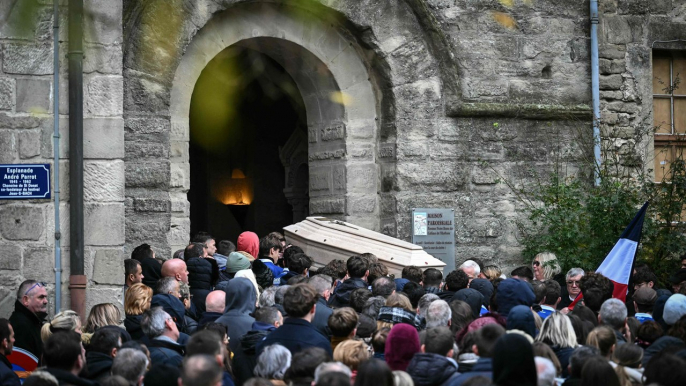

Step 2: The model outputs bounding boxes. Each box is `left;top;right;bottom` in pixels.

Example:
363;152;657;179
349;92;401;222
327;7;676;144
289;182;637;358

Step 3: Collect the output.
0;0;126;319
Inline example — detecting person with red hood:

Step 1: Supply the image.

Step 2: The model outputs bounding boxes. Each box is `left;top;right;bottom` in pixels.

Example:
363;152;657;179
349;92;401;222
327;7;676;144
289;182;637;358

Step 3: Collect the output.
385;323;420;371
237;231;260;260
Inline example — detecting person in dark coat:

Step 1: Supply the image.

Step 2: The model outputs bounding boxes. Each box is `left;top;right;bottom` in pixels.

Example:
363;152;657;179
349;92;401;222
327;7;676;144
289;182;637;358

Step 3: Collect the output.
438;270;469;302
0;319;20;386
141;307;185;368
256;284;333;357
84;328;121;382
151;290;189;334
232;307;282;385
406;327;459;386
279;253;312;286
9;280;48;361
198;290;226;328
495;278;535;318
492;333;537;386
216;278;257;353
448;324;505;386
328;256;369;308
43;330;97;386
308;275;334;338
131;243;162;289
506;305;536;339
185;242;219;313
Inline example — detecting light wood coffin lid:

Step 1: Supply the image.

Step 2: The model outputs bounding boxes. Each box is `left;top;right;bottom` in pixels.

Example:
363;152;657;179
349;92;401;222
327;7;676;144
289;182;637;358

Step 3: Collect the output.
283;217;446;276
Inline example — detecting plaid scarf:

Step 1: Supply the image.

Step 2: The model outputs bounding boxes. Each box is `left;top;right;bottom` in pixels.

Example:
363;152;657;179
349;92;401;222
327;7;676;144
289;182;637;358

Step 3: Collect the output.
377;306;425;330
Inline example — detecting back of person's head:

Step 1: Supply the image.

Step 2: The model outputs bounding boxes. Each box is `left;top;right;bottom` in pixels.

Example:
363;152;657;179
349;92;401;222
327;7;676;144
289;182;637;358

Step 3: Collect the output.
350;288;372;313
401;266;423;284
570;304;598;327
636;320;663;346
599;298;627;330
424;327;454;356
542;280;561;306
43;331;82;371
329;307;359;337
362;296;386;319
140;307;170;339
284;347;332;384
88;327;121;356
283;283;318;317
131;243;154;261
400;282;425;309
111;348;148;386
612;343;643;368
321;259;347;280
254;306;281;326
99;376;129;386
368;262;390;284
510;266;534;282
308;275;333;297
184;242;205;260
23;370;59;386
181;355;222;386
372;277;395;298
254;344;291;380
333;339;370;371
259;286;278;307
534;357;556;386
532;342;561;376
579;273;613;313
536;312;577;349
216;240;235;256
532;281;546;304
41;310;81;343
643;351;686;386
356;359;394;386
569;345;600;378
385;292;413;312
581;356;620;386
315;371;350;386
198;323;228;344
417;294;439;318
287;253;313;274
125;283;153;316
372;327;390;354
425;300;451;329
474;324;506;358
422;268;442;288
155;277;179;296
313;361;352;385
392;370;415;386
144;364;181;386
449;299;474;334
347;255;369;278
186;330;222;357
444;270;469;292
586;325;616;358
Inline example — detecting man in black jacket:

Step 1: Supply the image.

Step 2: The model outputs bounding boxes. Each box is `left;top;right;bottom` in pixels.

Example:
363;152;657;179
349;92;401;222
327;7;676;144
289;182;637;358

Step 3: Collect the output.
233;307;283;385
85;328;121;382
406;327;459;386
132;243;162;289
9;280;48;361
328;256;369;308
309;274;334;338
43;331;96;386
0;319;20;386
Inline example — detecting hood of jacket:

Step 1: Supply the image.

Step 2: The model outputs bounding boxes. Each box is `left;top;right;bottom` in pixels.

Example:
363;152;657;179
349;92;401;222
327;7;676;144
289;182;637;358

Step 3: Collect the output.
240;328;273;355
496;278;535;317
453;288;485;319
506;305;536;339
224;277;257;315
470;279;494;307
237;231;259;260
187;257;214;290
329;277;367;307
139;257;162;289
85;351;113;380
151;294;187;332
406;353;457;386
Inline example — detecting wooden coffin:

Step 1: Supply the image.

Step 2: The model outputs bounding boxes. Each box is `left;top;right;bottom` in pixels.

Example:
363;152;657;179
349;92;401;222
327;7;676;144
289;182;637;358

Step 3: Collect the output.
283;217;446;276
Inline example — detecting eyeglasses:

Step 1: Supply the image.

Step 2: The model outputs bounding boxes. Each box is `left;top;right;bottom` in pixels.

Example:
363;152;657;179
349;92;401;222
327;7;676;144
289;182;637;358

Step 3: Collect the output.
567;280;581;286
532;261;541;267
24;282;46;296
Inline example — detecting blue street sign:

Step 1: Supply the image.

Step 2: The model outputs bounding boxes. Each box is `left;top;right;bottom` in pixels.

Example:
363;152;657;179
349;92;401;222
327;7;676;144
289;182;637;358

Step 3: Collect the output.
0;164;51;199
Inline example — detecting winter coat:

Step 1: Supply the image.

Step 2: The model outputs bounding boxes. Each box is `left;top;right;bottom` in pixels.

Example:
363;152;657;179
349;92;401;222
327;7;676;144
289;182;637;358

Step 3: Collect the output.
551;345;575;378
187;256;218;313
496;278;535;317
437;291;455;301
9;301;46;361
215;278;257;353
643;336;685;367
279;270;299;286
256;318;332;357
328;278;367;308
44;368;98;386
147;338;185;368
84;351;113;382
311;297;333;339
492;334;537;386
124;314;144;340
151;294;188;334
0;354;20;386
198;312;223;328
406;353;459;386
233;322;277;385
139;257;162;289
447;357;493;386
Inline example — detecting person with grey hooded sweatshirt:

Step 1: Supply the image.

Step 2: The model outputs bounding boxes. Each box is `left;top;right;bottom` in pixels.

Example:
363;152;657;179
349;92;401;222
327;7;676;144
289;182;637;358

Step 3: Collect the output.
215;277;257;353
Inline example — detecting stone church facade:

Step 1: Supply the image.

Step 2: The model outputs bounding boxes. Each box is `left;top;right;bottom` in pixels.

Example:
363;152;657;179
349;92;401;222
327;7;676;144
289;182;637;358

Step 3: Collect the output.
0;0;684;315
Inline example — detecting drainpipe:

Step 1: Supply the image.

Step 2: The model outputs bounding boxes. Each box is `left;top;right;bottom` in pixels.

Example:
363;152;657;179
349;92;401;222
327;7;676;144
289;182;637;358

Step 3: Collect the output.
590;0;601;186
68;0;86;320
53;0;62;313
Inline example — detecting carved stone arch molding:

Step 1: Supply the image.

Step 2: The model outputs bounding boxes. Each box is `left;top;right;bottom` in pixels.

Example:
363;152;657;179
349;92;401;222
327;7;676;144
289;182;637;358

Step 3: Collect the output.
123;0;443;254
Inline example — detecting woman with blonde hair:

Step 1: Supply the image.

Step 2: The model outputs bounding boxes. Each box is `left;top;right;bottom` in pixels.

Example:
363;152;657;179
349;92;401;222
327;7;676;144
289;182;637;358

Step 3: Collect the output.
40;310;82;343
84;303;121;333
535;312;577;378
124;283;152;340
532;252;561;281
586;325;617;359
333;340;370;382
482;265;502;281
377;293;423;330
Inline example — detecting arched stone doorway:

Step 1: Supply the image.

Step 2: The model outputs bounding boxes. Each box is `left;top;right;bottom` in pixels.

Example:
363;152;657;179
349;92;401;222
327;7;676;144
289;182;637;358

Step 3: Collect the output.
169;3;381;249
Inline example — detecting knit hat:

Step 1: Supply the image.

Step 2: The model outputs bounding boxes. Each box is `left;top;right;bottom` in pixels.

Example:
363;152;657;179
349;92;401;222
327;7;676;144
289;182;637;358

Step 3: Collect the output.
237;250;255;262
385;323;420;371
226;252;251;273
663;293;686;325
453;288;484;319
469;278;494;306
237;231;259;260
632;287;658;306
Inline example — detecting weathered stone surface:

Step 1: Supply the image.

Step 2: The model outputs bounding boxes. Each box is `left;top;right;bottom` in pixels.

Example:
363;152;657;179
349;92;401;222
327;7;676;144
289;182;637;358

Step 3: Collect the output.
0;244;21;270
606;102;639;114
618;0;672;15
169;163;189;190
167;216;190;253
0;78;14;110
170;192;190;215
85;118;125;159
126;162;170;189
347;195;377;214
125;117;171;134
398;162;467;192
124;72;170;114
2;43;52;75
16;78;50;113
0;206;43;240
84;0;123;44
310;198;345;214
599;45;627;60
126;213;171;247
134;197;170;212
600;74;623;90
85;203;125;245
18;130;41;159
86;76;124;117
85;287;124;316
602;16;641;44
84;43;123;74
84;161;125;202
599;59;626;74
600;91;624;100
347;164;376;194
320;123;345;141
22;247;52;281
0;113;41;130
92;249;125;285
126;142;168;159
309;167;332;193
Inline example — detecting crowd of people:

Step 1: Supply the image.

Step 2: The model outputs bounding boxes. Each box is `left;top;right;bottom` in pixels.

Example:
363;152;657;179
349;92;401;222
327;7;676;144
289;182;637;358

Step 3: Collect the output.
2;230;686;386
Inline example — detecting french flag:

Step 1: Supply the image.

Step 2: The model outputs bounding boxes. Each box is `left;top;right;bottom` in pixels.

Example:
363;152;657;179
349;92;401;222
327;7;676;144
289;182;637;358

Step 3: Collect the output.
570;201;649;308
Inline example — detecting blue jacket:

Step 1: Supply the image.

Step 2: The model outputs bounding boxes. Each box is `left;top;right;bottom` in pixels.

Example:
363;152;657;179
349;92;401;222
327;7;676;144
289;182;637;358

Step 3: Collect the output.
151;294;188;334
329;278;367;308
406;353;459;386
233;321;277;385
496;278;535;317
506;305;536;339
447;357;493;386
259;259;283;282
256;318;332;357
216;278;257;353
0;354;20;386
311;297;333;338
147;337;185;368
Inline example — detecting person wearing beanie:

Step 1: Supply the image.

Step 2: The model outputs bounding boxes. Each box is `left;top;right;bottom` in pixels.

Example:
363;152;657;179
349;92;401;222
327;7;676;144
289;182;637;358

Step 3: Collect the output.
469;278;494;316
496;278;536;318
506;305;536;340
237;231;260;261
633;287;658;323
453;289;484;319
226;252;251;274
385;323;420;371
663;294;686;326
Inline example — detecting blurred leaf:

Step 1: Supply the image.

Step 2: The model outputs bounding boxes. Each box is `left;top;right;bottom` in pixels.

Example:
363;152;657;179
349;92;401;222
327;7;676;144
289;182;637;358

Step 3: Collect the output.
492;12;518;30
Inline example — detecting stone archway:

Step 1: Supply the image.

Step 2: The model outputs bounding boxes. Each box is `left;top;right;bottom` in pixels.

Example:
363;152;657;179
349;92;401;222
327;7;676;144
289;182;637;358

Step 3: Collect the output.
168;3;380;252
